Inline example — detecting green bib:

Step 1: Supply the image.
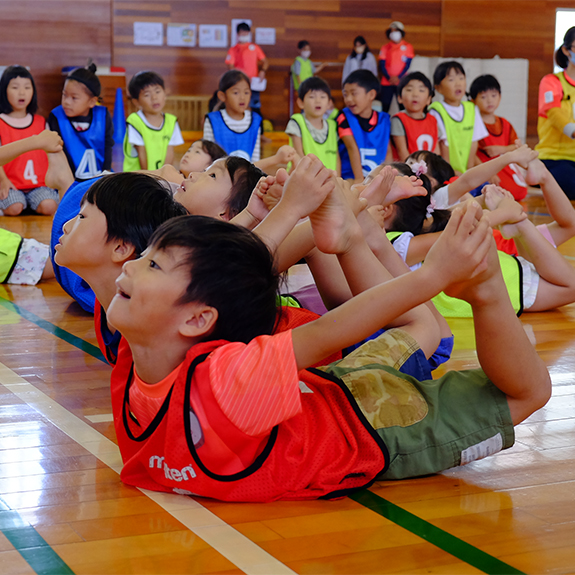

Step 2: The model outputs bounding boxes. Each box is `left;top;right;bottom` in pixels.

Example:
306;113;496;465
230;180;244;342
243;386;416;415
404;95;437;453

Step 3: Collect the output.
429;101;475;173
289;113;338;170
0;228;23;283
123;112;178;172
291;56;314;90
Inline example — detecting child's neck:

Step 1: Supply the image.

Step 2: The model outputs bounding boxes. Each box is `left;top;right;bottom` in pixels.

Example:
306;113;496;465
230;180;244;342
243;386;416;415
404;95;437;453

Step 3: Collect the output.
130;338;193;384
356;106;373;119
304;113;324;129
480;111;496;124
88;265;125;315
225;107;245;121
442;97;462;108
404;109;425;120
142;110;164;127
7;109;28;119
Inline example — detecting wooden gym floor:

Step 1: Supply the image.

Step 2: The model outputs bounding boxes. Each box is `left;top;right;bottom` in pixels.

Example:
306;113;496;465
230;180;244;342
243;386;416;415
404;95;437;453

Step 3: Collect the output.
0;159;574;574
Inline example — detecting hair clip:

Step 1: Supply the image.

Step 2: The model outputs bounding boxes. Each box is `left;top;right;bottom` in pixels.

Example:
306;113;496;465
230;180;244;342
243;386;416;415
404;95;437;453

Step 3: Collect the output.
410;160;427;177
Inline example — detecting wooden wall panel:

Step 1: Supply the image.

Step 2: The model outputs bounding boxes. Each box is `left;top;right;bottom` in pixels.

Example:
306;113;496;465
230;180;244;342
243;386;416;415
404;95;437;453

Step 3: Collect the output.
0;0;112;118
112;0;442;129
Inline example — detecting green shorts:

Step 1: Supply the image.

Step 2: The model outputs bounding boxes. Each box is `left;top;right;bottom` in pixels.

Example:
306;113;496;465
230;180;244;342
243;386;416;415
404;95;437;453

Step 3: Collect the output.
322;329;515;480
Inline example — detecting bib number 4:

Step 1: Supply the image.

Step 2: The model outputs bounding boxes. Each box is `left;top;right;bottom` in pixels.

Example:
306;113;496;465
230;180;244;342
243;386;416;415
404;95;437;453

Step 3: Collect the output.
23;159;38;186
75;149;101;179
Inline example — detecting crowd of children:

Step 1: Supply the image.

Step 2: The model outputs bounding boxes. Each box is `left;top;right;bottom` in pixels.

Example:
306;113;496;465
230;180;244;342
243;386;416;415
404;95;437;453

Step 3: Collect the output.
4;24;575;504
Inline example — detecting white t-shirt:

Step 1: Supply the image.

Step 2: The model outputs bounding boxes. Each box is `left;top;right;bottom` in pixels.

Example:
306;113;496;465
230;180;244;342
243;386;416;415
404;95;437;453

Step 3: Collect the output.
429;103;488;145
126;110;184;150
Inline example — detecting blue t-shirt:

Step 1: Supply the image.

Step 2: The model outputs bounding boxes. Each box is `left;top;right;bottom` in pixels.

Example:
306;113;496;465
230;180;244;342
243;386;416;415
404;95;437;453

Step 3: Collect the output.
50;178;102;312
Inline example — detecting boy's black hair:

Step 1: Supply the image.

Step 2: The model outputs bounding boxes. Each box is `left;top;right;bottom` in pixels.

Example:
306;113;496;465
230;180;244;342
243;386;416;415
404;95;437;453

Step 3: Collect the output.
433;60;466;87
218;69;251;93
82;173;188;256
298;40;310;50
67;62;101;98
149;215;279;344
128;71;165;100
389;163;450;235
407;150;456;192
298;76;331;100
237;22;251;33
223;156;266;219
0;65;38;115
342;69;379;95
556;27;575;69
350;36;370;60
397;71;434;99
197;139;227;162
469;74;501;100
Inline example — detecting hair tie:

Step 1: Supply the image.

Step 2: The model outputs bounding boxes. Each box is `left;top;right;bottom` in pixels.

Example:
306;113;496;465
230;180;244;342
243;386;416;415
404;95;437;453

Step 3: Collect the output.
410;160;427;177
426;196;436;218
444;175;458;186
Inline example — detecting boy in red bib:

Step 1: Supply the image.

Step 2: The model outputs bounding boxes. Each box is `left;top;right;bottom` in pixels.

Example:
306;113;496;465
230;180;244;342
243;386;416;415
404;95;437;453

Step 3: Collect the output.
471;74;528;200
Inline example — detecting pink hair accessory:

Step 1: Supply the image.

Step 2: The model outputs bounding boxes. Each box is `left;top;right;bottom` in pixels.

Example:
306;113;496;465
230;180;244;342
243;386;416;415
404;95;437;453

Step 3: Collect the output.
426;196;436;217
410;160;427;177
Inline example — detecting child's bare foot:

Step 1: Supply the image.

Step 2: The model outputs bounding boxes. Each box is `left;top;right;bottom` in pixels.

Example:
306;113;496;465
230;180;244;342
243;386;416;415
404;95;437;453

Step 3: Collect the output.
358;166;396;207
356;206;387;254
525;158;548;187
483;185;526;238
257;168;288;211
310;184;363;256
45;150;74;196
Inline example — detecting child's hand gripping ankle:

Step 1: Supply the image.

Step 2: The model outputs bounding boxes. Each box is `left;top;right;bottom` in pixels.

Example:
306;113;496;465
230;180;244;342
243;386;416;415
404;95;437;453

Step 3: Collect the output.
424;201;493;294
482;184;527;238
36;129;63;153
246;168;289;225
524;157;549;187
506;144;539;169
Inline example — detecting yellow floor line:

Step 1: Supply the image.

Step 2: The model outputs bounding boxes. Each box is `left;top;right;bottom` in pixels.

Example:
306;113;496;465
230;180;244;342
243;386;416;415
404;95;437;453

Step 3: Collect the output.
0;362;295;575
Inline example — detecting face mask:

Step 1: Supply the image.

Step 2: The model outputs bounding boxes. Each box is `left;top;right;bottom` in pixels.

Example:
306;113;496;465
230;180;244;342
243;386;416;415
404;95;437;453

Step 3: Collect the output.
355;46;365;54
301;50;311;58
238;34;251;43
390;31;402;43
569;49;575;66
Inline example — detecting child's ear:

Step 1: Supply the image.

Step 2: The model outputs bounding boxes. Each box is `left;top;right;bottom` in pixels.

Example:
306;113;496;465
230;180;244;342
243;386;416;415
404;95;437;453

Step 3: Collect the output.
179;304;218;338
367;89;377;102
397;93;403;105
111;240;136;265
217;90;226;103
296;97;305;110
87;96;98;109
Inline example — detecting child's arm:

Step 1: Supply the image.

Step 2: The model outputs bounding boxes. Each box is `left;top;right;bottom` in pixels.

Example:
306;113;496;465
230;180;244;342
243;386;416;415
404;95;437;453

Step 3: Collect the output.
292;201;492;370
392;134;410;162
134;145;148;170
384;141;393;164
340;134;364;182
0;130;63;166
164;146;175;168
255;145;300;174
445;145;538;206
482;144;517;158
0;167;14;200
336;153;341;177
466;141;479;170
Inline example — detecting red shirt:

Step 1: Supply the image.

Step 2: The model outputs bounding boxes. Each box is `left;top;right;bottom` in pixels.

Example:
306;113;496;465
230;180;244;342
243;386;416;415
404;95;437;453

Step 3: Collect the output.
378;40;414;86
225;43;266;79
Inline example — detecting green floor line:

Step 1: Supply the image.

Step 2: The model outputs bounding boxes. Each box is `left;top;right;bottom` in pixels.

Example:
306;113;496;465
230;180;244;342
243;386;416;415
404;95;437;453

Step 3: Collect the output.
0;501;75;575
0;295;105;363
350;490;525;575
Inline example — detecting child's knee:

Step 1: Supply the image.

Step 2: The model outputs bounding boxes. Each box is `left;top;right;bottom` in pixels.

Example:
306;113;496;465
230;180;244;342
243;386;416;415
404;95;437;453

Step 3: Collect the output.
36;199;57;216
4;203;24;216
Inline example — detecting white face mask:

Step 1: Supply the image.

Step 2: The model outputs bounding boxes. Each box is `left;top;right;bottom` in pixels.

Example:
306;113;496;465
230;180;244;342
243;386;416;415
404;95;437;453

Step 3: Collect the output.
355;45;365;54
301;50;311;58
238;33;251;43
389;30;402;43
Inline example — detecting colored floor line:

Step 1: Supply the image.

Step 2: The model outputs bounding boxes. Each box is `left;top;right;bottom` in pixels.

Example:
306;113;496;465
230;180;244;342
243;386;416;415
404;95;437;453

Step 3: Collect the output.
0;501;75;575
0;362;295;575
0;295;105;363
0;295;530;573
350;490;526;575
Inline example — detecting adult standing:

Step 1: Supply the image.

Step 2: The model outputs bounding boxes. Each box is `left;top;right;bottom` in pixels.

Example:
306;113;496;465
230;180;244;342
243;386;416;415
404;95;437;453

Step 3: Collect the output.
342;36;378;85
225;22;268;115
536;27;575;199
378;21;414;113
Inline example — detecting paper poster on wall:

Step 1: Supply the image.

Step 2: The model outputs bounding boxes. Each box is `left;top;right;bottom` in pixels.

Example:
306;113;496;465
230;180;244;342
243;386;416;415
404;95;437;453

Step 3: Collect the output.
231;18;252;47
167;23;197;47
199;24;228;48
133;22;163;46
255;27;275;45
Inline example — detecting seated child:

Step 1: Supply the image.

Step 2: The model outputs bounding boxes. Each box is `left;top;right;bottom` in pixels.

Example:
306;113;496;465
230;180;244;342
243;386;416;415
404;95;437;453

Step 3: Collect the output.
123;71;184;171
48;63;114;180
291;40;326;91
338;70;392;182
204;70;262;162
0;130;62;282
0;66;58;216
429;61;488;174
285;77;339;172
103;170;550;501
392;71;441;161
470;74;528;200
178;139;227;177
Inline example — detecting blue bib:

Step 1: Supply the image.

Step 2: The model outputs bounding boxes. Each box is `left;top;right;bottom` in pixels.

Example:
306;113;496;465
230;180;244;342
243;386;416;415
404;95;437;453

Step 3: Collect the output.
338;108;390;179
52;105;107;180
207;111;262;161
51;178;100;312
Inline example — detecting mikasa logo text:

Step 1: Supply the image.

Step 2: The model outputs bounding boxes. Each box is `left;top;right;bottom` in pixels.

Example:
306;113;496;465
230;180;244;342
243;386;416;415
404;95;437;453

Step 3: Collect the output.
149;456;197;481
